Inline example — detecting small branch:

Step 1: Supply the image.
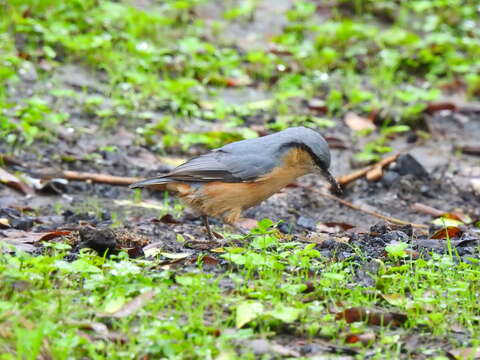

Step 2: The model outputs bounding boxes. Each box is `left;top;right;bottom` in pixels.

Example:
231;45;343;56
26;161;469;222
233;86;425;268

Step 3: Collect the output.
411;203;444;217
0;154;22;166
313;188;428;229
59;171;143;186
459;145;480;156
335;153;400;187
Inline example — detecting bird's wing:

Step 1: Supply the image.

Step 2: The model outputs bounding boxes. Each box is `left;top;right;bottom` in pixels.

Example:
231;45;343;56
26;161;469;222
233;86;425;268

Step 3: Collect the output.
159;151;242;182
162;146;280;183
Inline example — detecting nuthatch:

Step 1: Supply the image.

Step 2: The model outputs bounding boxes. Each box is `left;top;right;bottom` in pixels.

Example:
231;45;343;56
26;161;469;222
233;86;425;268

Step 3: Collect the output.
130;127;341;239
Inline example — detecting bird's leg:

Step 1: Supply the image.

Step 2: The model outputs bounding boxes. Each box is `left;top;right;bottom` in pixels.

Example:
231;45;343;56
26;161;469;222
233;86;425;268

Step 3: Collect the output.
202;215;215;241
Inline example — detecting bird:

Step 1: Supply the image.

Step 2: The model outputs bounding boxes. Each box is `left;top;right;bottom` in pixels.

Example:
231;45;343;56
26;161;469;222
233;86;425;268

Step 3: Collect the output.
129;127;341;239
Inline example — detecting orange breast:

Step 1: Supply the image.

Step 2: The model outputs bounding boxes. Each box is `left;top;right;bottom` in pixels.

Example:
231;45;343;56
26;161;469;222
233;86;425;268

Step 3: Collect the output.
188;147;316;223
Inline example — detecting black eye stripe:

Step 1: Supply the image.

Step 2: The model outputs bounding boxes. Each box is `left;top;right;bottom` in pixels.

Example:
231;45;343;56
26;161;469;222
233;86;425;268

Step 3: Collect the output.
279;142;326;170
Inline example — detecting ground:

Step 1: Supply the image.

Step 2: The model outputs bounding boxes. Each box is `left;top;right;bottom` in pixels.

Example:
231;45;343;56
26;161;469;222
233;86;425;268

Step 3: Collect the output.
1;1;480;359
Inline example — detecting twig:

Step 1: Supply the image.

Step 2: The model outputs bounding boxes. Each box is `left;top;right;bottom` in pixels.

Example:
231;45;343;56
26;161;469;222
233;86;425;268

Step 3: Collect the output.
59;171;143;186
312;188;428;229
0;154;22;166
411;203;444;217
459;145;480;156
335;153;400;187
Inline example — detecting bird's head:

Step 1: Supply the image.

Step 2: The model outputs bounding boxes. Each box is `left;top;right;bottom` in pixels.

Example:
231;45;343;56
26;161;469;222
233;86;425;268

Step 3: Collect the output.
284;127;342;195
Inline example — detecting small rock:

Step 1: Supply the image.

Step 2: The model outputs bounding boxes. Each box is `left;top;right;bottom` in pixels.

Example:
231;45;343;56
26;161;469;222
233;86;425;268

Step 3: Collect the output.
10;217;34;231
248;339;270;355
396;224;413;237
278;221;295;234
419;184;431;196
297;216;317;231
382;231;409;243
78;227;117;255
18;61;38;82
471;179;480;196
371;237;385;246
320;239;336;249
370;222;391;235
382;171;400;187
406;132;418;143
395;154;429;179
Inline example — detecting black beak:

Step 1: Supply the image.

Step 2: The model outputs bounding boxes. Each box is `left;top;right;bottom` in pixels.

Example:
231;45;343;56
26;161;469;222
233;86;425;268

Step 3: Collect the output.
321;169;342;195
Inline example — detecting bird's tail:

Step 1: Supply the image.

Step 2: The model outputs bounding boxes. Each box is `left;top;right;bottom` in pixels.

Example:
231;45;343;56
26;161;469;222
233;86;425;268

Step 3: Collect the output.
128;177;172;189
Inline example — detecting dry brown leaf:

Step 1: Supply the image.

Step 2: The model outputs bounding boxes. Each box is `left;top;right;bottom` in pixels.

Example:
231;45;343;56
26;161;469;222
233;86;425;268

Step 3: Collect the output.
200;255;220;265
98;291;155;318
426;102;458;114
323;222;356;231
431;226;462;239
0;168;34;195
336;307;407;327
1;229;71;252
344;112;376;132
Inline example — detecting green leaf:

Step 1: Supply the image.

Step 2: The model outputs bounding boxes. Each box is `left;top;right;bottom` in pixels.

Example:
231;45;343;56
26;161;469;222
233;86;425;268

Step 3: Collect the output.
268;305;301;323
101;296;126;314
385;242;409;258
236;301;264;328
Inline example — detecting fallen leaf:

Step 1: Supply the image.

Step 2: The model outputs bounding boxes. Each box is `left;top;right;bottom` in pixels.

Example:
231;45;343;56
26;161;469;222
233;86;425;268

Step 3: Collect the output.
431;226;462;240
159;214;182;224
345;332;376;346
268;305;300;323
447;347;480;360
460;145;480;156
336;307;407;327
442;212;472;224
0;229;71;252
225;75;252;87
426;102;457;114
98;291;155;318
324;136;348;149
432;217;464;227
381;293;407;307
307;98;327;113
0;168;34;195
0;218;10;228
323;222;356;231
200;255;220;265
236;301;264;328
160;252;192;260
344;112;376;132
40;230;71;241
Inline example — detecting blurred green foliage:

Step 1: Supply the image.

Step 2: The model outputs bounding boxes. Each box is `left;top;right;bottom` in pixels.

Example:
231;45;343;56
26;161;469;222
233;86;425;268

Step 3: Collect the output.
0;0;478;151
